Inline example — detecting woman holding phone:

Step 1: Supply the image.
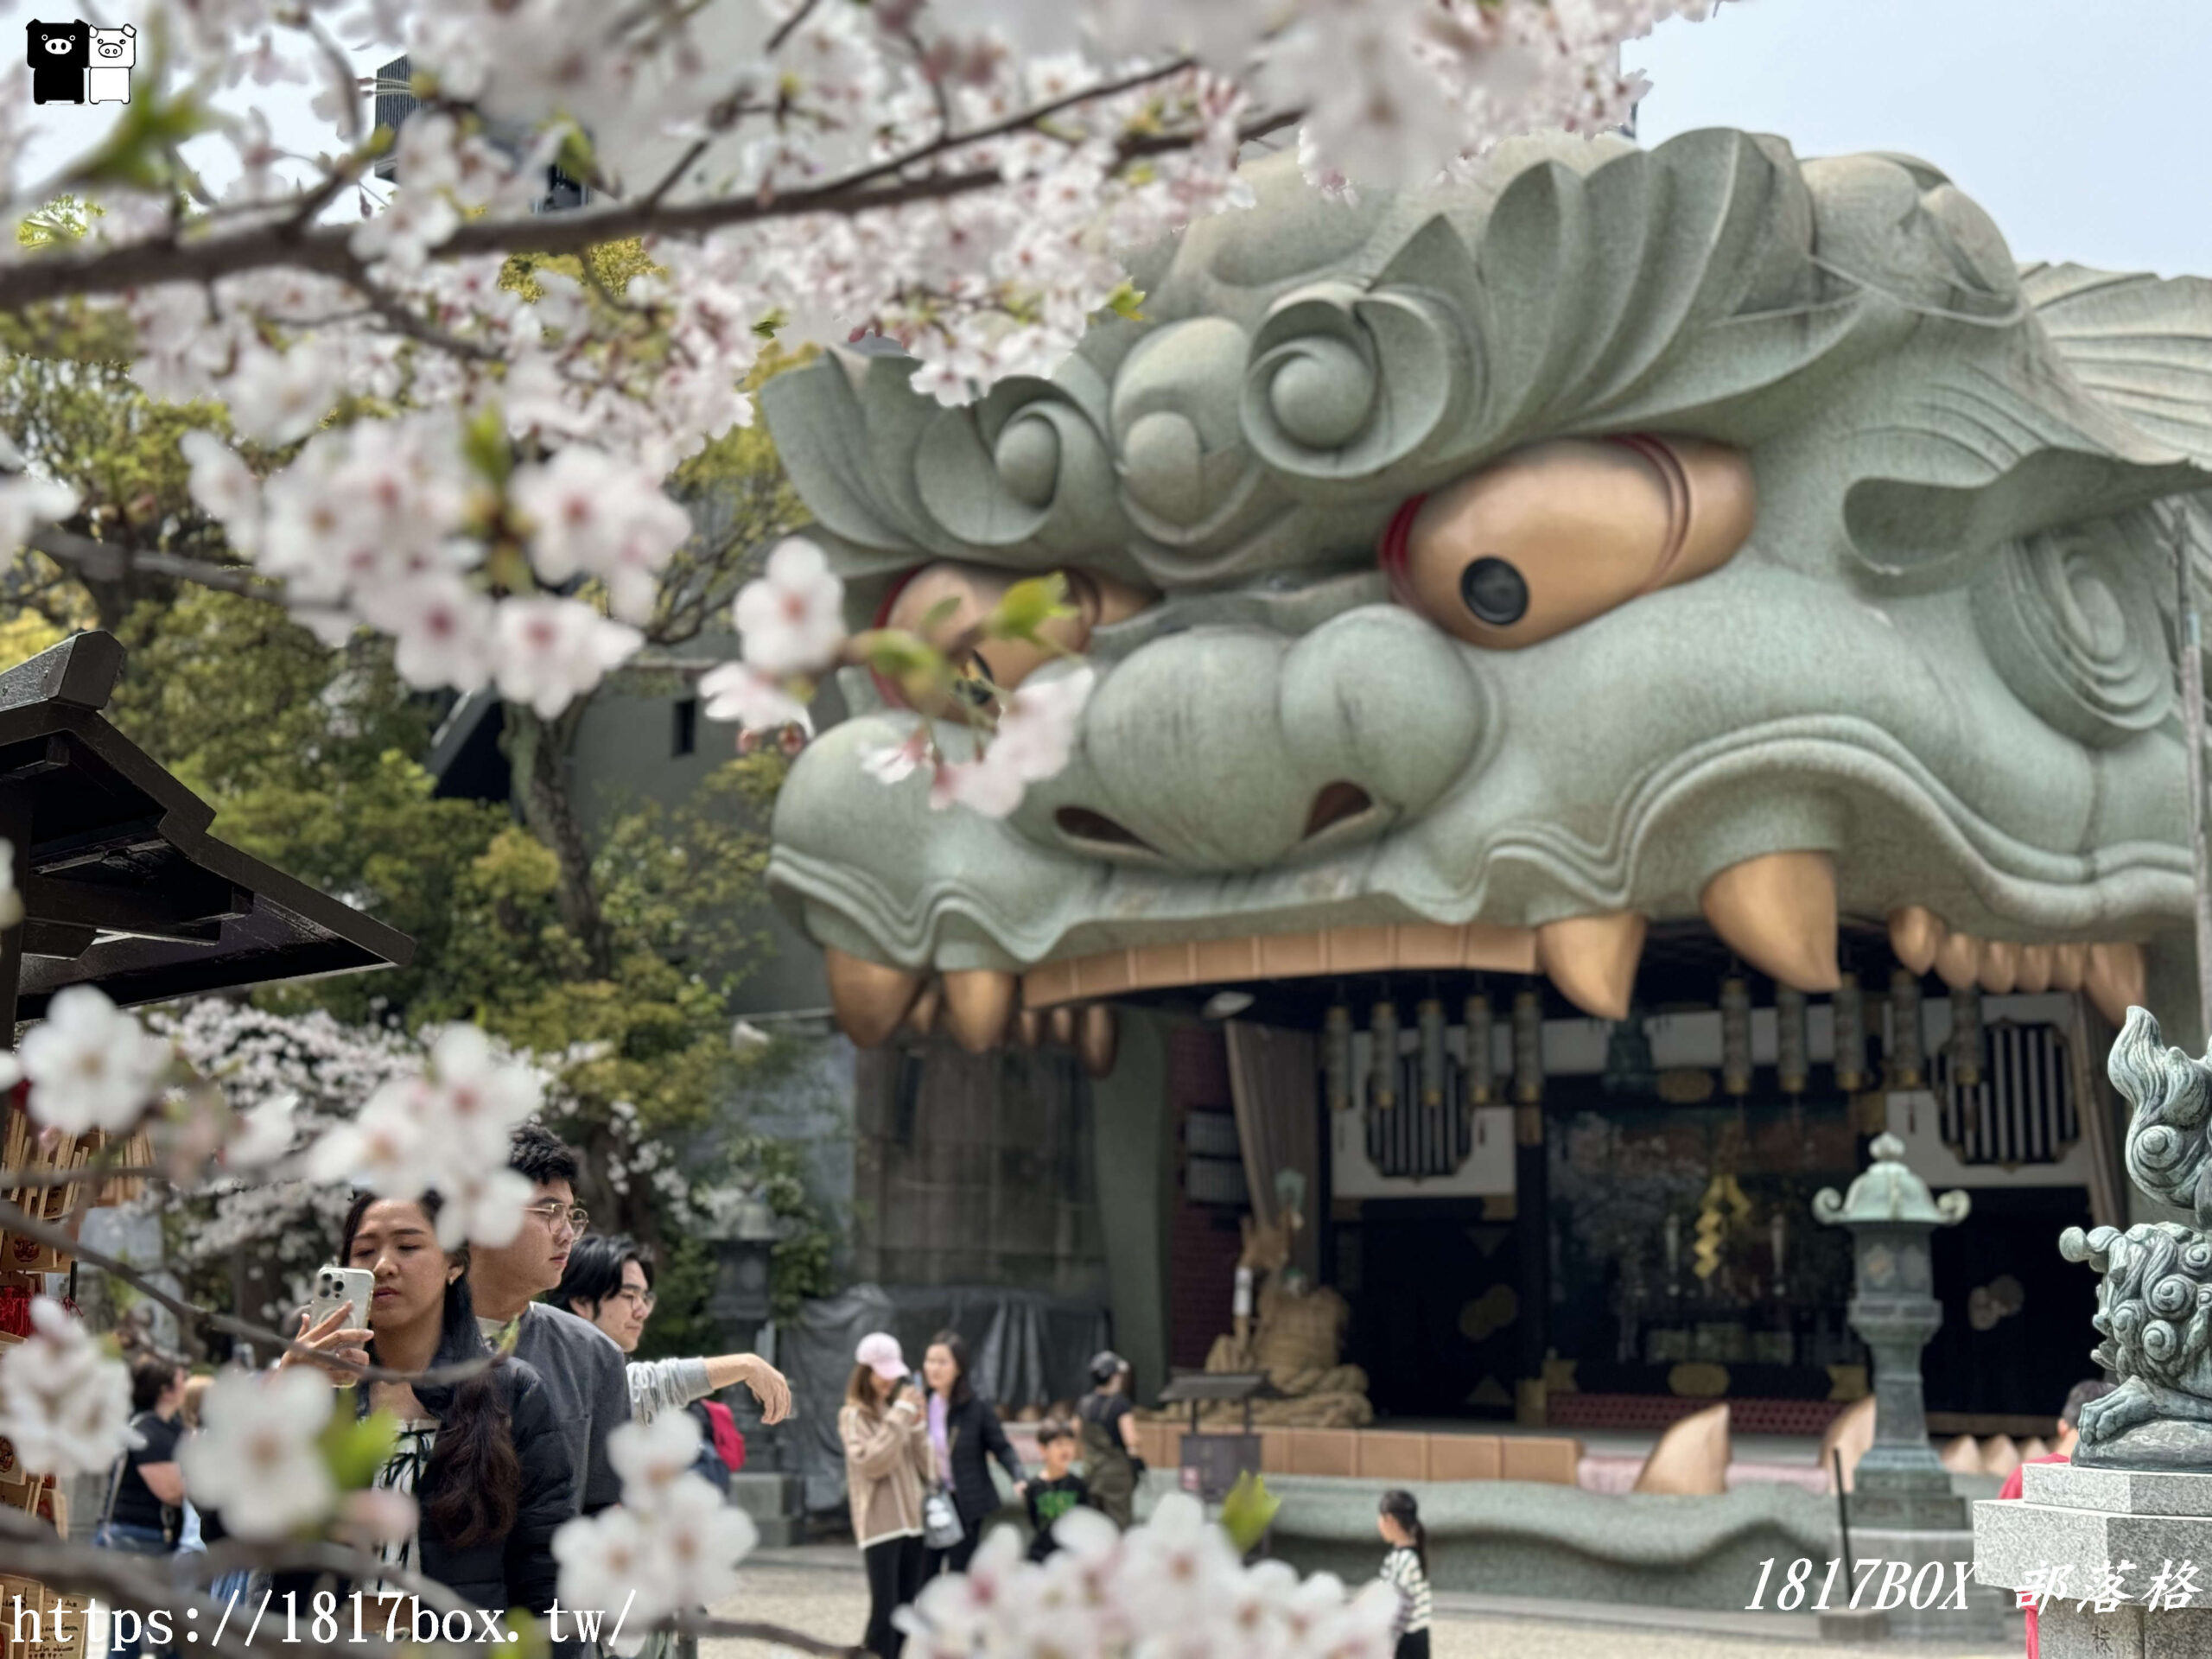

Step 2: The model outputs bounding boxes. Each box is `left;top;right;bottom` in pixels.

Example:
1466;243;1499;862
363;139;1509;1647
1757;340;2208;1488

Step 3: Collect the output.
839;1332;931;1659
278;1193;568;1615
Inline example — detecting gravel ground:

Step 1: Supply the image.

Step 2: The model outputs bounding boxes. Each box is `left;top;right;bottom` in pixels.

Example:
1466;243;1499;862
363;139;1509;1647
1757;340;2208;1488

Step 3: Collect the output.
700;1561;2024;1659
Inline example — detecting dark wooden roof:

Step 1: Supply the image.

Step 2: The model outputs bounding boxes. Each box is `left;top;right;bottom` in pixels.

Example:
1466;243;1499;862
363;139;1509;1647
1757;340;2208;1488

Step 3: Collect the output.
0;632;413;1019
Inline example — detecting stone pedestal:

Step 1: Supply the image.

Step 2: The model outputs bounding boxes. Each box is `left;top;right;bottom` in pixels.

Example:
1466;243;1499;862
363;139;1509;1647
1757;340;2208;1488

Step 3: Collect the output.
1974;1462;2212;1657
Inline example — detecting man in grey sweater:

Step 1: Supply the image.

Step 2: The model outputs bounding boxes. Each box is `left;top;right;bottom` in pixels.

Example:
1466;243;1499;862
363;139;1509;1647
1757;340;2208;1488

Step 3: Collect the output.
471;1123;632;1516
551;1233;792;1428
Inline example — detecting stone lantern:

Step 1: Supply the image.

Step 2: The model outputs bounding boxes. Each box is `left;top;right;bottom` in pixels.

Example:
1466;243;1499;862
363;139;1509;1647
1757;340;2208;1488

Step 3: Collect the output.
1815;1134;2005;1636
705;1190;781;1357
1815;1131;1970;1526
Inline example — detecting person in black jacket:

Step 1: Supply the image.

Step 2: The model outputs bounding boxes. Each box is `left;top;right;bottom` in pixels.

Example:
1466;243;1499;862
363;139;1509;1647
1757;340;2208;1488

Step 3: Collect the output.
918;1330;1027;1578
280;1192;567;1618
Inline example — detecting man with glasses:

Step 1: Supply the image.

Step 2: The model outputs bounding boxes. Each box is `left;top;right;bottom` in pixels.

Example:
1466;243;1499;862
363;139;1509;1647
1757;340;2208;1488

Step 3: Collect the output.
471;1123;632;1520
550;1234;793;1429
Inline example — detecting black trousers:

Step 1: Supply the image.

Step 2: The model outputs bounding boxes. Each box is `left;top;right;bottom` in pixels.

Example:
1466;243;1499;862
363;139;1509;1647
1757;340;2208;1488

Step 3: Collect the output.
922;1524;982;1580
1395;1630;1431;1659
861;1534;925;1658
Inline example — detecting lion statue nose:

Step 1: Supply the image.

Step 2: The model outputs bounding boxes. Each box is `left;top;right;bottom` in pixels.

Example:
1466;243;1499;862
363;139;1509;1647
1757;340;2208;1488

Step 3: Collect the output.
1038;607;1483;871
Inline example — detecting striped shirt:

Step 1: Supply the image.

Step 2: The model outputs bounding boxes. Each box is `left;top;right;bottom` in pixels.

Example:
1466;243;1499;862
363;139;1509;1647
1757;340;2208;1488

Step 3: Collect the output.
1380;1546;1432;1635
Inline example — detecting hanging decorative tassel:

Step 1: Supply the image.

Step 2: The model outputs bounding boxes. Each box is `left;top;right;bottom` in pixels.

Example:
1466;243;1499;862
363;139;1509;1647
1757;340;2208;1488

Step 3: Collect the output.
1948;982;1985;1089
1889;967;1924;1089
1324;1004;1354;1112
1512;988;1543;1105
1721;976;1752;1096
1370;1001;1400;1109
1776;986;1808;1096
1832;975;1866;1092
1417;998;1446;1109
1464;993;1494;1106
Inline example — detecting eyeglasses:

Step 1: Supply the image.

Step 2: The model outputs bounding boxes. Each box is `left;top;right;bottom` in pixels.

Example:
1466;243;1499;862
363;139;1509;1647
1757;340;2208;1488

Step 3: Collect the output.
523;1201;591;1233
607;1287;657;1313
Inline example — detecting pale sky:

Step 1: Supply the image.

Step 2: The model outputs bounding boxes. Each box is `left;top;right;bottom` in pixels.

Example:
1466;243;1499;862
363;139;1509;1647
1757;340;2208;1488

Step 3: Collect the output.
1625;0;2212;277
11;0;2210;279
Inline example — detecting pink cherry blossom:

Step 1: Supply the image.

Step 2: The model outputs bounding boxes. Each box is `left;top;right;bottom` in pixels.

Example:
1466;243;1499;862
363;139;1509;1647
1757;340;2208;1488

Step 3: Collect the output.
733;538;849;677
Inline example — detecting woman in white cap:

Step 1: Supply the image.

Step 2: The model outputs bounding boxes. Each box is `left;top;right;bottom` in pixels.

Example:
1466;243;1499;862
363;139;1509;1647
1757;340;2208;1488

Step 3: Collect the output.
841;1332;931;1657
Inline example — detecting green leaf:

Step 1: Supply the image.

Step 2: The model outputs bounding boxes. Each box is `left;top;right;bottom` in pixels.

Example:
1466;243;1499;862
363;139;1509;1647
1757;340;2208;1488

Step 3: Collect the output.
751;308;788;340
501;1608;548;1659
984;574;1073;644
1219;1471;1280;1553
462;405;512;486
1103;280;1147;323
71;90;216;192
856;629;945;681
321;1395;400;1492
553;126;598;188
918;594;963;637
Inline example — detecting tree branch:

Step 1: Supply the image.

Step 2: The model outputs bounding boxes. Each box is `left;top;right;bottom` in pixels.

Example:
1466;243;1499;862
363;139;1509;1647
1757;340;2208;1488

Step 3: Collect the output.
0;60;1258;314
24;522;275;600
0;1512;865;1659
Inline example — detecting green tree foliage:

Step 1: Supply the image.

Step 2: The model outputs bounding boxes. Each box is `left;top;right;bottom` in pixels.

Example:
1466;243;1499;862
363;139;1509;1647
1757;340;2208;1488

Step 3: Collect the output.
0;231;836;1320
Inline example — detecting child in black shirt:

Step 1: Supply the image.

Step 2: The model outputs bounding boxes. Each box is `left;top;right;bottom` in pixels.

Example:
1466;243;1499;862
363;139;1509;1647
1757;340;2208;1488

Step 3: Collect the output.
1020;1419;1090;1562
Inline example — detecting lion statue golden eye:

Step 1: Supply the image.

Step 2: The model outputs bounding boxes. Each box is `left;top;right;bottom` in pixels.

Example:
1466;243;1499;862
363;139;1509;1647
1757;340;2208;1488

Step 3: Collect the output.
874;561;1152;719
1381;435;1758;649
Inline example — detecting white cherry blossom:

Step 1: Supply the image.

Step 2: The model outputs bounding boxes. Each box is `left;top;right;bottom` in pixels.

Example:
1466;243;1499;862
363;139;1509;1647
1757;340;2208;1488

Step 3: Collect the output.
698;661;812;737
221;1090;299;1170
177;1369;338;1540
0;985;175;1135
0;1298;136;1479
492;597;645;718
732;539;848;677
223;344;345;446
0;474;79;563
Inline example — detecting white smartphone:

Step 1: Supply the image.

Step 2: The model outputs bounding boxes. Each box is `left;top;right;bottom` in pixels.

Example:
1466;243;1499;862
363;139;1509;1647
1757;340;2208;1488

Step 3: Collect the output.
306;1265;374;1336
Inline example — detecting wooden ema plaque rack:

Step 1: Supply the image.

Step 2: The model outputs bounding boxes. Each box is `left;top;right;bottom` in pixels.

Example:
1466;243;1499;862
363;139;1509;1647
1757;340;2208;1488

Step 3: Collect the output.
0;631;410;1659
2;1094;151;1659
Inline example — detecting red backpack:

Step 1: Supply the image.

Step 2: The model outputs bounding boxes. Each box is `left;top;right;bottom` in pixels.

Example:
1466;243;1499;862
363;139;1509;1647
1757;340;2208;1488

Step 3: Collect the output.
700;1399;747;1472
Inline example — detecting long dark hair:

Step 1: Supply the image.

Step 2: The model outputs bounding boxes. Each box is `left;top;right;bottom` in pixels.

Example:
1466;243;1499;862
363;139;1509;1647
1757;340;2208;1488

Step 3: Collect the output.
340;1192;521;1550
927;1329;975;1409
1380;1489;1427;1575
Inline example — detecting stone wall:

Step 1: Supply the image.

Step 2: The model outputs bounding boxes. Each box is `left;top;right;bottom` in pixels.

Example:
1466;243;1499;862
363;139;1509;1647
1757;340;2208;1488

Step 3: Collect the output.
850;1039;1107;1298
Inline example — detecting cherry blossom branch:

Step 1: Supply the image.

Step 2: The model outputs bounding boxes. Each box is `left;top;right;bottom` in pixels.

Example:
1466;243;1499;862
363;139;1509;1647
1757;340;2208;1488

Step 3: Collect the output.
0;1195;487;1385
0;54;1230;313
763;0;829;56
673;1609;863;1656
0;1515;348;1659
1;1511;860;1659
23;522;273;599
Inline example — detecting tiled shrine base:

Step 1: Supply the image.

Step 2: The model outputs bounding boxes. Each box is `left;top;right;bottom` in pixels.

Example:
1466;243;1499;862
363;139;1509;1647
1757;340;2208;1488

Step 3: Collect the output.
1975;1463;2212;1659
2033;1603;2212;1658
1846;1525;2014;1639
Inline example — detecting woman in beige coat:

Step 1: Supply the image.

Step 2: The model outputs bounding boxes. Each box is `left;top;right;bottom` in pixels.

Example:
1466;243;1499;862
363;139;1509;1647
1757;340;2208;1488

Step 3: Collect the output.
841;1332;933;1658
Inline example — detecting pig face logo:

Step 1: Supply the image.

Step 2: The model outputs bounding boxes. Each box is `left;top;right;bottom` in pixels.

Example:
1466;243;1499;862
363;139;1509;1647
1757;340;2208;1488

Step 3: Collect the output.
86;22;132;104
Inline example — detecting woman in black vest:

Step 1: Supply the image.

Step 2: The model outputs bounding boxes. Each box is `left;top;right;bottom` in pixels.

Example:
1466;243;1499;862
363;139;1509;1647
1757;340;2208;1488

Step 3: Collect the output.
918;1331;1026;1577
1076;1351;1142;1529
279;1192;569;1615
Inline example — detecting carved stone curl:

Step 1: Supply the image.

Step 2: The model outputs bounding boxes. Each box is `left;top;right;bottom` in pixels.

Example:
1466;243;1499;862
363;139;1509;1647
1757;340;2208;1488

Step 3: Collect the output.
2063;1007;2212;1467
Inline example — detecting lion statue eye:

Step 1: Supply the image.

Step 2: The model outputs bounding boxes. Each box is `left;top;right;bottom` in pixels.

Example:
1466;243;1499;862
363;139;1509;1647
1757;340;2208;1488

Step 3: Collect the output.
1384;435;1758;649
1458;557;1529;627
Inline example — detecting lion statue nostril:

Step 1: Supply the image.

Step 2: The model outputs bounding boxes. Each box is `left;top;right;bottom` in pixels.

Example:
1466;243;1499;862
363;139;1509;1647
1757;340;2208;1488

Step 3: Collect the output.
1055;806;1154;852
1303;782;1375;838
